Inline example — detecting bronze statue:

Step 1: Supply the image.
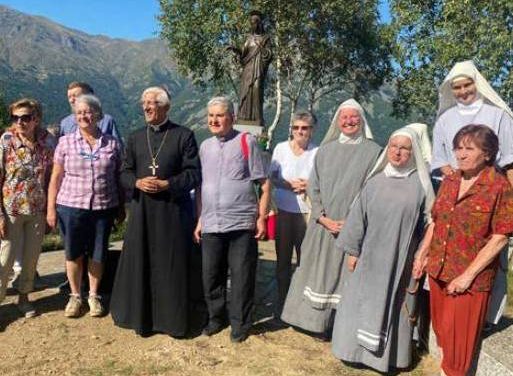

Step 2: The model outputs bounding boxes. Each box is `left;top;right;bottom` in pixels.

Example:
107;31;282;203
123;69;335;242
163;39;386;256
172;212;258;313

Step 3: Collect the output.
228;11;272;127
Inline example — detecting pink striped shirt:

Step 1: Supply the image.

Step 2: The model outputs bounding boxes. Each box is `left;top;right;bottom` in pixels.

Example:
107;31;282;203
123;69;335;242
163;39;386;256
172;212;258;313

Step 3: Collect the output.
54;130;121;210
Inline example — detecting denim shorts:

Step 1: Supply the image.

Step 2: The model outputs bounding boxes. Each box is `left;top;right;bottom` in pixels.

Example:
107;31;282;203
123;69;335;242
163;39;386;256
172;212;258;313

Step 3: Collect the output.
57;205;116;262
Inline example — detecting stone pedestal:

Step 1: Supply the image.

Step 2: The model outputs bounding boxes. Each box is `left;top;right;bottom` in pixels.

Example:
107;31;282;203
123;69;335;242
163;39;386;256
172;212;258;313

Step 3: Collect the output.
234;121;264;136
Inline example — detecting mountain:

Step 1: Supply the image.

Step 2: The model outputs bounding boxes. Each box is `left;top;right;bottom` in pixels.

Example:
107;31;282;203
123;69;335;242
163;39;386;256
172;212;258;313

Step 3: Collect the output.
0;5;408;146
0;5;211;135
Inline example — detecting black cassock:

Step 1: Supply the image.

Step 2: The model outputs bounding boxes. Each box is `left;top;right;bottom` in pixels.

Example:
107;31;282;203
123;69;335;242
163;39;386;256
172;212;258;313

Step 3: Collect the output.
110;121;201;337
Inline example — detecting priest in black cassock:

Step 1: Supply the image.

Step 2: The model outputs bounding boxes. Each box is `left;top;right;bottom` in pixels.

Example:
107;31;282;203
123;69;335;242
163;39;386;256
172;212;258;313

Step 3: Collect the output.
110;86;201;337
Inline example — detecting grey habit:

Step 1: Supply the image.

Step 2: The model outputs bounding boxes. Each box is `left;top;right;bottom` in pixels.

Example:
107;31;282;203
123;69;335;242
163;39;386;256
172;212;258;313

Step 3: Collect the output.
280;139;381;333
331;172;426;373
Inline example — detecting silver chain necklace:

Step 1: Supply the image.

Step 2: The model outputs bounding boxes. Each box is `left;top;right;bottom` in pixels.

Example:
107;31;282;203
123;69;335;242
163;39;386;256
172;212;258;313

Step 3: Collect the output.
146;126;169;176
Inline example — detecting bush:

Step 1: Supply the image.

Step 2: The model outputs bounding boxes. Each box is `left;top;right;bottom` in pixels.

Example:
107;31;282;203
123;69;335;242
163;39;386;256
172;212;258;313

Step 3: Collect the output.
41;232;63;252
41;215;128;252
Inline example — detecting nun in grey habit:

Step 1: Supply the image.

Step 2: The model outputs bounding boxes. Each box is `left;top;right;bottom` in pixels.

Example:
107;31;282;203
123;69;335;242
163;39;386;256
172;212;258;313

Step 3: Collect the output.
280;99;381;334
331;127;435;373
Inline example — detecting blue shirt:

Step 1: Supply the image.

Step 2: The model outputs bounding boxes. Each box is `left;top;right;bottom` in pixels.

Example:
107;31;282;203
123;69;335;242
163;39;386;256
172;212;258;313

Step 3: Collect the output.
59;113;124;149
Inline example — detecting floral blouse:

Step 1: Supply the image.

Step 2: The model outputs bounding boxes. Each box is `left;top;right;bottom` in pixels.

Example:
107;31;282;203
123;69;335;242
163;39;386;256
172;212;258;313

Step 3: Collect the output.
0;127;56;217
427;166;513;291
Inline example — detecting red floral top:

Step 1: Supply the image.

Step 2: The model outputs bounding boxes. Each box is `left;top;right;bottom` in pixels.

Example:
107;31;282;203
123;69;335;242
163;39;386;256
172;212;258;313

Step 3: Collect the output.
427;166;513;291
0;127;56;218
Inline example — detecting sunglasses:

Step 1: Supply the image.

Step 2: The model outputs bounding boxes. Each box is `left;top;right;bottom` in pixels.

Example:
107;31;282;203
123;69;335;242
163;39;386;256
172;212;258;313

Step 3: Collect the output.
291;125;312;131
10;114;34;123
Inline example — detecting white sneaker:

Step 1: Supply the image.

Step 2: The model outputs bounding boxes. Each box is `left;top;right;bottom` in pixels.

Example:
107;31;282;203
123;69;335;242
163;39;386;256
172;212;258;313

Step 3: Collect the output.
88;295;104;317
64;295;82;318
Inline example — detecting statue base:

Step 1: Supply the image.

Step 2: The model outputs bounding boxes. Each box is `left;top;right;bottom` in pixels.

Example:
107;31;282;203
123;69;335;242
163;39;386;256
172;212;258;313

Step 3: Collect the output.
234;122;264;136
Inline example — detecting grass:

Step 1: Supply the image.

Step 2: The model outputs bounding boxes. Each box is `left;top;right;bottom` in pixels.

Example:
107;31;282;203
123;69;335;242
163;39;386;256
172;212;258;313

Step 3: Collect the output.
76;360;135;376
76;360;178;376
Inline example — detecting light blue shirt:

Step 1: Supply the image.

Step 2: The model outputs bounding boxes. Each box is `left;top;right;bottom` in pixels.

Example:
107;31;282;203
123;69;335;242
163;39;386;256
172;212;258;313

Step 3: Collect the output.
199;130;268;233
59;113;124;149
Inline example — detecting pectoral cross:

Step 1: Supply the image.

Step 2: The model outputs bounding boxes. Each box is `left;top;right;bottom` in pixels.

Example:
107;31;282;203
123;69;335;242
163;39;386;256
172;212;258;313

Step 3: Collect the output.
149;158;159;176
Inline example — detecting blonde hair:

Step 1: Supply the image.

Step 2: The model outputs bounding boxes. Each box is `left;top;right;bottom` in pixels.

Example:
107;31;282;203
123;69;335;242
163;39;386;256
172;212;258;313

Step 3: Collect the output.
9;98;43;122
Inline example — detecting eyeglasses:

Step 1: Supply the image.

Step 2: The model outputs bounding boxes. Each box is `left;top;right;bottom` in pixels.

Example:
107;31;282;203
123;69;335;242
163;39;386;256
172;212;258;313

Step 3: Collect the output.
76;111;96;116
389;145;412;153
10;114;34;123
141;100;162;107
291;125;312;131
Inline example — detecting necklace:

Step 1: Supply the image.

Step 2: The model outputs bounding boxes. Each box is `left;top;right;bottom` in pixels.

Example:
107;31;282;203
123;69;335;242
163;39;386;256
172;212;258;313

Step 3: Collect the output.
84;135;97;147
146;125;169;176
80;128;100;147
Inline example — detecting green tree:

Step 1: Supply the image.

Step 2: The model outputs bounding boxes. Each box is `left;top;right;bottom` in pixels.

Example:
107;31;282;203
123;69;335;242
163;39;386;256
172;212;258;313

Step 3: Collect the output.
158;0;390;144
0;94;8;130
390;0;513;120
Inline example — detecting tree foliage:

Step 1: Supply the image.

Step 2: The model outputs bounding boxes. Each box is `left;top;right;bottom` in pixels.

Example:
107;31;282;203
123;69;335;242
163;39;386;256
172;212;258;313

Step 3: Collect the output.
268;0;390;106
390;0;513;120
0;94;8;130
158;0;391;119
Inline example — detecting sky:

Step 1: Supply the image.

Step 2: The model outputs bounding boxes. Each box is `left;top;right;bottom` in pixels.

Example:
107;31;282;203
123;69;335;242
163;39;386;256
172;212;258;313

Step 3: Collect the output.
0;0;162;41
0;1;391;41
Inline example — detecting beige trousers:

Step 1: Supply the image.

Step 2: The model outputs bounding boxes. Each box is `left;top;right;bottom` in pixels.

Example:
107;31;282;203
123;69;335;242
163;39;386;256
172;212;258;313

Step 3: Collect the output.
0;214;45;301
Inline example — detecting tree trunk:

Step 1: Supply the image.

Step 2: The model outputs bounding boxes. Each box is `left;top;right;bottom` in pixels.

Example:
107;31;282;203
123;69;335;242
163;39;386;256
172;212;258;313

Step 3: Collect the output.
267;61;282;150
267;15;282;151
289;99;297;123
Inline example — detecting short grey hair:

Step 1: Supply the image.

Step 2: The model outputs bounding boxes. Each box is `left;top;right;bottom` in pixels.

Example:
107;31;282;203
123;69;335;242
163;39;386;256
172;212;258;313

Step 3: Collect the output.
207;96;234;115
291;110;317;127
75;94;103;119
141;86;171;107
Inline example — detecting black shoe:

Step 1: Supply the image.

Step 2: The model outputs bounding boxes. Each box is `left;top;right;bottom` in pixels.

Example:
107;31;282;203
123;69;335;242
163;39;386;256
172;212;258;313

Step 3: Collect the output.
483;322;495;333
202;322;225;337
230;330;249;343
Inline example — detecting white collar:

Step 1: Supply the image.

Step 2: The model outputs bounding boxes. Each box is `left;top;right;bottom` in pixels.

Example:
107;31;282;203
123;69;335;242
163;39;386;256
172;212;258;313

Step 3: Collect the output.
383;162;416;178
148;117;169;131
456;98;483;116
338;131;363;145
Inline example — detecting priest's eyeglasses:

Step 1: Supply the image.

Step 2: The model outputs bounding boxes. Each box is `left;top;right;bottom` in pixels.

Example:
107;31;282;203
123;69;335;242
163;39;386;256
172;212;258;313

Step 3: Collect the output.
141;100;162;107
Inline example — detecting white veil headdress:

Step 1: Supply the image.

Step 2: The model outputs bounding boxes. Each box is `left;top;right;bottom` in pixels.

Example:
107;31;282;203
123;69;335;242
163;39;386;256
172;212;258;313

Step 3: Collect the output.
405;123;432;165
320;98;374;145
367;127;435;224
437;60;513;119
